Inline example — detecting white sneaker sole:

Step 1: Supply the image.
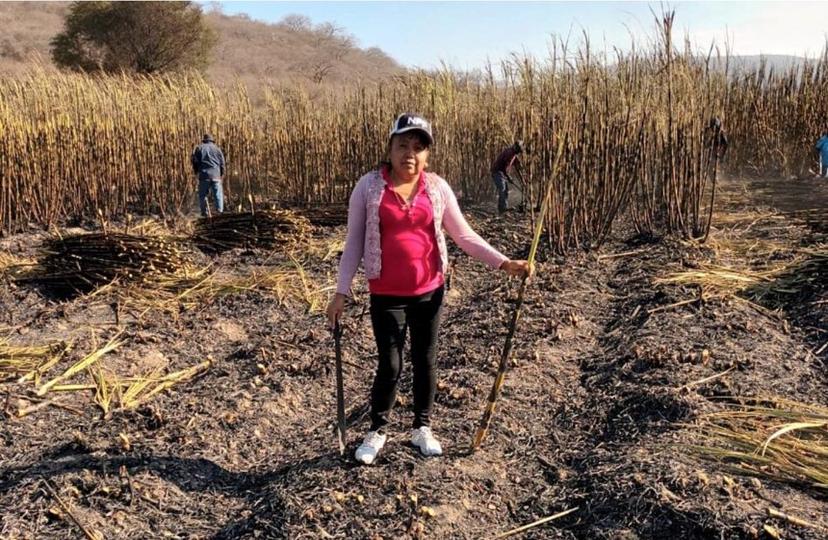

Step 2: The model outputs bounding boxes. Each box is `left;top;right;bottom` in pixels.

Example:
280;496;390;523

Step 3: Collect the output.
411;442;443;457
355;444;385;465
356;454;376;465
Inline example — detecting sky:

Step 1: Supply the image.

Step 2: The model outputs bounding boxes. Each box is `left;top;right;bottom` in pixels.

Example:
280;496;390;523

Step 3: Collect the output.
211;1;828;70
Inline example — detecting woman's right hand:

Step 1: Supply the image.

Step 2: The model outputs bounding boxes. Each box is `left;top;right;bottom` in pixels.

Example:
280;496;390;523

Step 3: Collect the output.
326;293;347;329
499;259;534;278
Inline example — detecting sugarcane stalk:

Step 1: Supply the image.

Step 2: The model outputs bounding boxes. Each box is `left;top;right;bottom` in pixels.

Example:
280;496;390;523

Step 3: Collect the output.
123;358;212;409
471;129;567;451
494;507;578;539
700;127;721;242
36;335;124;396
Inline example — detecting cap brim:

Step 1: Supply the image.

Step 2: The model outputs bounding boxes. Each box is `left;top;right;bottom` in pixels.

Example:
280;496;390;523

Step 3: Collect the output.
390;127;434;145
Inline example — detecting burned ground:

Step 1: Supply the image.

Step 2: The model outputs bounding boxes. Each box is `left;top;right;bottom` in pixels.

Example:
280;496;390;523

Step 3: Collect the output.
1;176;826;539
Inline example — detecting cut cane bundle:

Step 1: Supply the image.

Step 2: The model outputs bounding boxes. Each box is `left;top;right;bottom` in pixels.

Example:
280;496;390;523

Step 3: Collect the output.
192;209;310;252
19;232;193;294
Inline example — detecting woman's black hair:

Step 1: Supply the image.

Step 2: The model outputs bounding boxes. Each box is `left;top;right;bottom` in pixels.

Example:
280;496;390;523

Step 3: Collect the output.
390;130;432;148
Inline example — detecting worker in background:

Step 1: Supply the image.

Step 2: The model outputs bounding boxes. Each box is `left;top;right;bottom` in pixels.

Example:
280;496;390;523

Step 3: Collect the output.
490;140;525;214
191;133;226;217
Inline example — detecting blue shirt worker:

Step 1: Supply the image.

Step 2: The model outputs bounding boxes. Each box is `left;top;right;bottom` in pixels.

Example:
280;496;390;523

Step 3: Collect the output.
191;134;226;217
815;131;828;177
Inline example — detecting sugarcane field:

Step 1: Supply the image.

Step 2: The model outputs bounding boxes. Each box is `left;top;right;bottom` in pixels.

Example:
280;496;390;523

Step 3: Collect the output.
1;4;828;540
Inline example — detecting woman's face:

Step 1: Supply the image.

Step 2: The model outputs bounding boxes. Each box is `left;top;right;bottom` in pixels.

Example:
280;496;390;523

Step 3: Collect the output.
389;133;429;179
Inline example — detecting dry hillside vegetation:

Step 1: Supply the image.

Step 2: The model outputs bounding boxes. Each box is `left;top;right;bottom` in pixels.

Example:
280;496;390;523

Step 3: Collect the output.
0;2;400;89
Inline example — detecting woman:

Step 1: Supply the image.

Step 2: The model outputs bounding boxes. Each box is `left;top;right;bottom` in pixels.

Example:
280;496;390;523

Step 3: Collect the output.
326;113;532;465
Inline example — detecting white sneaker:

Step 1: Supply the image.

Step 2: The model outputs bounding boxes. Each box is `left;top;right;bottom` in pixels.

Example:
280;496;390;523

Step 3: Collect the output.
355;430;387;465
411;427;443;457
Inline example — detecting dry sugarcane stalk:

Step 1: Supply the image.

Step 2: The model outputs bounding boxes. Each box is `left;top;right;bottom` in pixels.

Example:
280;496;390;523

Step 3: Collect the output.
293;203;349;227
647;297;702;315
17;398;59;418
471;128;567;451
1;38;827;243
122;359;212;409
36;334;124;396
763;524;781;539
50;384;98;392
192;209;311;252
493;507;579;539
676;366;735;391
18;232;194;294
766;507;823;530
597;248;648;261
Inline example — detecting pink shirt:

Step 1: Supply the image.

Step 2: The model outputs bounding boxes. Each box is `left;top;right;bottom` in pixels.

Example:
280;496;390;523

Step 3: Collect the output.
335;169;508;296
368;170;443;296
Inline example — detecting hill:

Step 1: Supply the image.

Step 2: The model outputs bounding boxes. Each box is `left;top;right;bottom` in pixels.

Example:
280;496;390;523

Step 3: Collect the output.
0;3;816;92
0;2;402;88
0;1;66;72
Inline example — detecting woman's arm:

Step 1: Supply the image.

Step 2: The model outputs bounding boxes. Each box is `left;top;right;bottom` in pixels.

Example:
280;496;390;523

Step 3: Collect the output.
440;180;509;269
335;178;368;296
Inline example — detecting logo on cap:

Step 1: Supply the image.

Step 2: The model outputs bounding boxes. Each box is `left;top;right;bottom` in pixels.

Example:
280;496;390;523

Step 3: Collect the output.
403;116;428;128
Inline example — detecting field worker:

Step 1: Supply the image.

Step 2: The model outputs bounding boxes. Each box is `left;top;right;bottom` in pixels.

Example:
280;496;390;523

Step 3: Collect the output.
326;113;532;465
490;140;525;213
191;133;226;217
707;117;729;159
815;129;828;177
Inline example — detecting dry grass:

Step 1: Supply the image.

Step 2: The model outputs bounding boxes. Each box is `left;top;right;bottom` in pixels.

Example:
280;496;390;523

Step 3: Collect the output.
654;263;795;299
0;251;36;278
196;263;332;313
3;332;213;417
0;251;18;272
750;245;828;301
0;339;70;383
99;258;331;317
689;397;828;490
119;358;212;410
706;235;789;261
654;245;825;303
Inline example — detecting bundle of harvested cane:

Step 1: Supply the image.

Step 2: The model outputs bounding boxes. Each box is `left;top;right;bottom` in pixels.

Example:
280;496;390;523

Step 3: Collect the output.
192;209;311;252
21;232;193;294
294;204;349;227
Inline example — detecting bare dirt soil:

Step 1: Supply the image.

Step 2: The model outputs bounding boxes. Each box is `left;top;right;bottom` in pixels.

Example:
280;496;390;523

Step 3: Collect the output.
1;177;826;539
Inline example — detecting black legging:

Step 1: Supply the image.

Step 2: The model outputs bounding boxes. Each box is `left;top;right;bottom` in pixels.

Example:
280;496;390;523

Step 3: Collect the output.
368;285;444;431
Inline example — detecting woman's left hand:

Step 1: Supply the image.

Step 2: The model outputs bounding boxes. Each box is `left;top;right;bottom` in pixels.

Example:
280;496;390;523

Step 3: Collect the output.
500;259;534;278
